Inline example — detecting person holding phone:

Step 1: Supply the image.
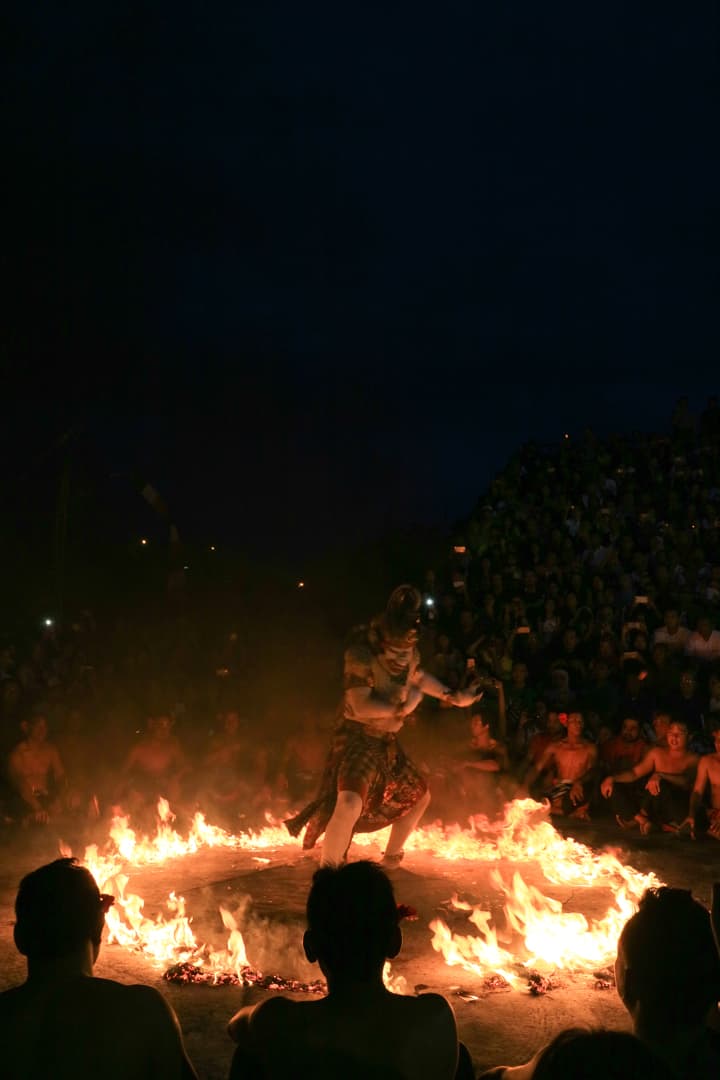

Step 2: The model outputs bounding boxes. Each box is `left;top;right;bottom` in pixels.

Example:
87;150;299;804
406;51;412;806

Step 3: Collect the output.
287;586;482;867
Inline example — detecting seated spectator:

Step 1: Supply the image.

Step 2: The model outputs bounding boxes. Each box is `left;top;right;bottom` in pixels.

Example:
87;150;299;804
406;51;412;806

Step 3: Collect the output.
55;706;101;818
544;668;576;712
452;713;513;814
685;615;720;663
504;662;536;737
202;710;270;824
519;708;565;791
668;669;707;747
645;642;678;705
523;712;597;820
648;710;671;747
478;1027;673;1080
0;857;197;1079
456;609;479;655
7;714;67;825
601;721;698;834
538;597;561;645
653;608;689;654
227;861;466;1080
615;886;720;1079
683;724;720;839
276;711;328;807
599;717;653;828
549;628;587;684
115;713;190;817
431;634;463;685
582;659;621;730
616;664;655;733
600;716;648;774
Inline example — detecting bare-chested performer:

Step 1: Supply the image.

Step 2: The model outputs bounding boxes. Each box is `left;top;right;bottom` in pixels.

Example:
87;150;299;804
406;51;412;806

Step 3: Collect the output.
523;712;598;820
227;861;467;1080
0;858;197;1080
682;725;720;839
277;711;328;805
601;721;698;835
203;710;269;823
7;714;66;825
287;586;480;867
452;713;514;814
116;714;189;812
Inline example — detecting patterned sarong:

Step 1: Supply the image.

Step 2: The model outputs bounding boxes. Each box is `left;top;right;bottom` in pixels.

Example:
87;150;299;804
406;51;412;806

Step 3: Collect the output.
285;721;427;850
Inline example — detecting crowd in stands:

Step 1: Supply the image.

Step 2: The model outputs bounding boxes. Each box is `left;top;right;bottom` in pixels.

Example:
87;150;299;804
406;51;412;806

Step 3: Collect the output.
413;396;720;837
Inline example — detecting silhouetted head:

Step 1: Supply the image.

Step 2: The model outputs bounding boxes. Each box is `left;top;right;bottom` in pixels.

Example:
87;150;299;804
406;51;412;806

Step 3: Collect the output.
616;887;720;1029
304;861;402;981
377;586;422;648
14;858;114;962
532;1028;672;1080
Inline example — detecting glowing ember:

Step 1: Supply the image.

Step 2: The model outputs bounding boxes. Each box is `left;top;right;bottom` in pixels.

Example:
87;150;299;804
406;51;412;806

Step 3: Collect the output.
61;797;661;992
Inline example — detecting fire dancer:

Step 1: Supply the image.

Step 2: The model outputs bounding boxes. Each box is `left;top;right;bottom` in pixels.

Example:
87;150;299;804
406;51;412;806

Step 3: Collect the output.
681;724;720;839
522;712;597;820
0;858;198;1079
286;585;481;867
7;713;67;825
600;721;698;834
615;887;720;1078
226;861;465;1079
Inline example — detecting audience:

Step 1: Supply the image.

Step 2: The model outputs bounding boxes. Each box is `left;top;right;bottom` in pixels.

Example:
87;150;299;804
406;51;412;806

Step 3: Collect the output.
0;857;197;1079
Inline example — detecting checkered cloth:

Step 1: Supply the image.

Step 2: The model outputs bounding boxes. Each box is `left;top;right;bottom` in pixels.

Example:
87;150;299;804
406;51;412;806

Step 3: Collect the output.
285;721;428;850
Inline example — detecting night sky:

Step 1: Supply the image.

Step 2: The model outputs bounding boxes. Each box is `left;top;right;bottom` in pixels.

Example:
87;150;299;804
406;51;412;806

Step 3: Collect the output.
5;5;719;565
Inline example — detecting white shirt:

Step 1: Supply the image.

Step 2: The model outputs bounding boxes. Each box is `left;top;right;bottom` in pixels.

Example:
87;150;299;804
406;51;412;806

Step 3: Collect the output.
653;625;690;652
685;630;720;662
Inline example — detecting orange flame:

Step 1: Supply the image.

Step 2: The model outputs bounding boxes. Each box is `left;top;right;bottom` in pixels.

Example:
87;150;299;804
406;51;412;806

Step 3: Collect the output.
62;796;660;991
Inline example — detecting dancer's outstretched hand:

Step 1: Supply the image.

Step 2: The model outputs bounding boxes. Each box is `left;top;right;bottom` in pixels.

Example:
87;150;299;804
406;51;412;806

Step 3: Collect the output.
449;685;484;708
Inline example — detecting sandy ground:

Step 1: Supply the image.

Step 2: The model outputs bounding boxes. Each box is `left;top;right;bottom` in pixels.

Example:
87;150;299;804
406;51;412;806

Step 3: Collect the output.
2;810;720;1079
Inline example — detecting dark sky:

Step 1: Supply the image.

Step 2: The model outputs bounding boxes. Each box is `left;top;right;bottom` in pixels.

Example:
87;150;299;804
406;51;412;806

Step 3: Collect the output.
5;5;719;560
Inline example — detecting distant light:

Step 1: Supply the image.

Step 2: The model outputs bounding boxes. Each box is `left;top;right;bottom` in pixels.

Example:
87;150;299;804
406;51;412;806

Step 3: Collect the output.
564;433;570;440
43;617;54;627
210;545;216;552
298;580;305;589
140;538;148;546
184;565;189;570
424;597;435;607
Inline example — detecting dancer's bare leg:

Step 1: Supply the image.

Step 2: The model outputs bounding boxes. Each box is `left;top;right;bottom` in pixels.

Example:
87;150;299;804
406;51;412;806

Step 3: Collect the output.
321;790;363;866
384;789;431;860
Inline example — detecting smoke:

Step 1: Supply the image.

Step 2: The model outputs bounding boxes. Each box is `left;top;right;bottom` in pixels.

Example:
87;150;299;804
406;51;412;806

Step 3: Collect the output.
193;884;316;981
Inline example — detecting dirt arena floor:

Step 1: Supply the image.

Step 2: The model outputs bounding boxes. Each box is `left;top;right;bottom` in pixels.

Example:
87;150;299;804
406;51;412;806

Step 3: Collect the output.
2;811;720;1080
